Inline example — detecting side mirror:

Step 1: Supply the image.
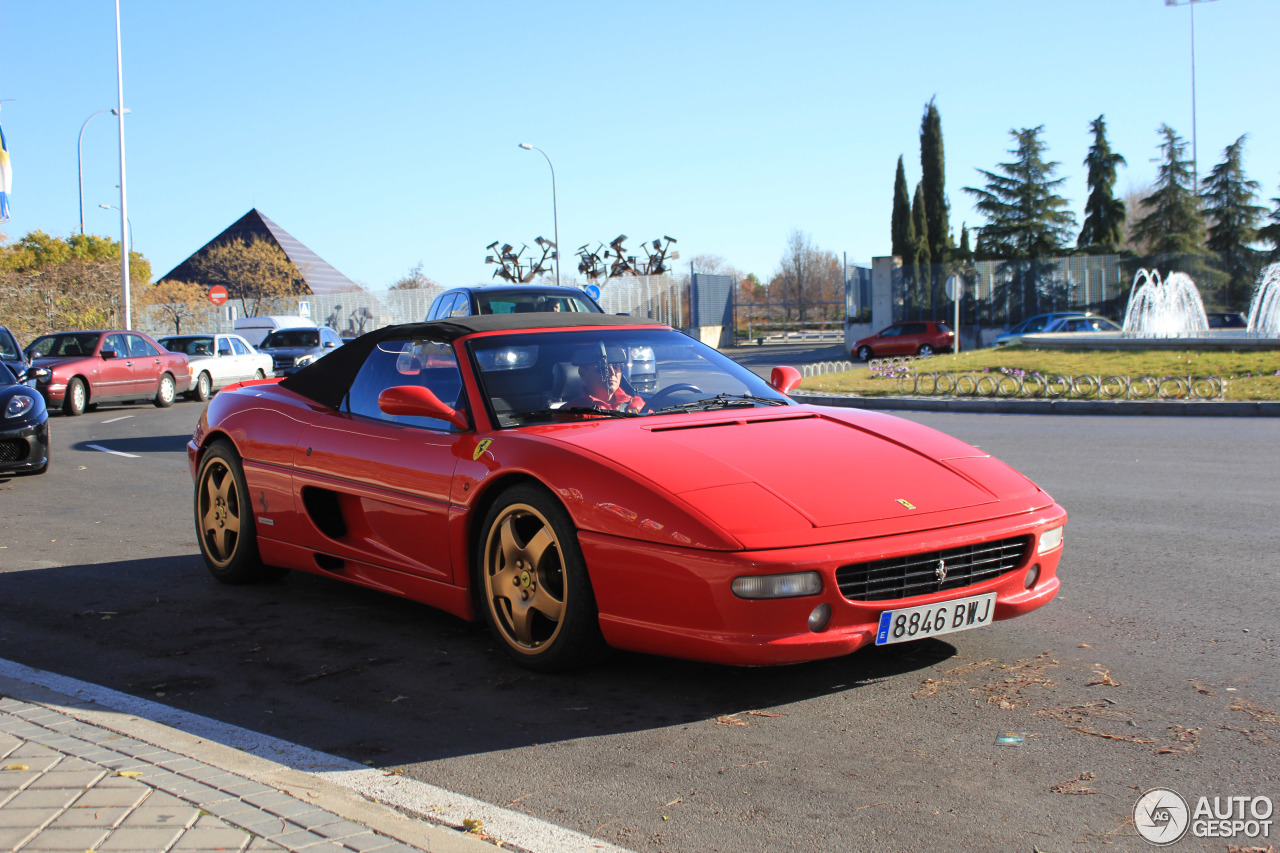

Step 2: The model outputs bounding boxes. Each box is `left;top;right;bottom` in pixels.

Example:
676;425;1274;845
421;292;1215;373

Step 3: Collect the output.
101;349;119;360
218;348;233;357
324;341;336;348
769;365;802;395
377;385;469;430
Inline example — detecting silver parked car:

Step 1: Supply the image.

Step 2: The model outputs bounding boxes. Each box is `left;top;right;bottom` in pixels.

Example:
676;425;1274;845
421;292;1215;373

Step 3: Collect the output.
158;333;274;402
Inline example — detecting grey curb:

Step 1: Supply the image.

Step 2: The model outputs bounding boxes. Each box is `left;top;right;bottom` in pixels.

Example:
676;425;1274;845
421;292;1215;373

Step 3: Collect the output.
791;392;1280;417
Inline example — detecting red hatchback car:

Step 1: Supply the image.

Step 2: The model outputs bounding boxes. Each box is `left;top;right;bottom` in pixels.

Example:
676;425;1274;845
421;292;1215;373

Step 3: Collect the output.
853;321;954;361
27;330;193;416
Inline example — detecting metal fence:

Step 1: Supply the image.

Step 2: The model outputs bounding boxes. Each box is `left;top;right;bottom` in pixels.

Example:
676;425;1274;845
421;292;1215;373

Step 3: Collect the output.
593;275;685;327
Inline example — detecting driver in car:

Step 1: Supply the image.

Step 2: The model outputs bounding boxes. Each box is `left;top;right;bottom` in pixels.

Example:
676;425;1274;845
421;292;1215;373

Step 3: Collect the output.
567;343;645;413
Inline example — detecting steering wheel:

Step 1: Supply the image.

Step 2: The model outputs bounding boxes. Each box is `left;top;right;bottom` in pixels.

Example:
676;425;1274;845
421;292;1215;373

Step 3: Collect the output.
643;383;704;411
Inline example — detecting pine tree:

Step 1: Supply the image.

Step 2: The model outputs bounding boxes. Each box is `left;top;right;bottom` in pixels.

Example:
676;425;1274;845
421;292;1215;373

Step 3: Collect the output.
1077;115;1126;254
964;126;1077;259
1130;125;1205;257
1202;135;1265;309
891;156;912;261
920;98;949;266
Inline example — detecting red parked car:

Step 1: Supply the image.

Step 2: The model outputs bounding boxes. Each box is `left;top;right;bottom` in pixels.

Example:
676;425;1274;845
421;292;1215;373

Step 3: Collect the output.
190;314;1065;672
853;321;954;361
26;330;193;416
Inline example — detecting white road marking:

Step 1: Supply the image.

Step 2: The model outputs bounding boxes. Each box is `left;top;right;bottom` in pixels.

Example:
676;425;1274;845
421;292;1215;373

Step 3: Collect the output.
101;416;133;424
86;444;139;458
0;658;633;853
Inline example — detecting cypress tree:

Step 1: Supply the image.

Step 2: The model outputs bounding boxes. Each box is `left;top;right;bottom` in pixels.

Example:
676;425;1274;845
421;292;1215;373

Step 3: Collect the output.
920;98;949;266
1077;115;1127;254
1258;182;1280;264
912;182;931;314
1130;125;1205;257
891;156;912;261
1202;135;1265;309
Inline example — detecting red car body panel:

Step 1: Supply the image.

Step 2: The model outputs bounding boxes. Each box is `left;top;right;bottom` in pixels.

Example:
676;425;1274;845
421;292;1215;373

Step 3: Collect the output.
189;320;1065;666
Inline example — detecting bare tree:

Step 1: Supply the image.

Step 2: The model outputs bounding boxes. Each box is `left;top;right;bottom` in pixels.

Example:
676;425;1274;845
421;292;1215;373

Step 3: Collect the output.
390;261;438;291
1120;183;1154;255
770;231;842;322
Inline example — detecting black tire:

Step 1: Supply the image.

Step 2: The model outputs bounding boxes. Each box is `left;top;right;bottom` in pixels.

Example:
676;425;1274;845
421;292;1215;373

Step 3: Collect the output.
154;373;176;408
917;344;934;357
195;441;287;584
63;377;87;416
856;345;873;362
253;369;266;380
188;371;212;402
476;483;607;671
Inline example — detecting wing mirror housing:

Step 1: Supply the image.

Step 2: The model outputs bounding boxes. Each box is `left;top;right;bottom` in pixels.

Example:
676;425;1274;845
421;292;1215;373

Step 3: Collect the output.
101;349;119;360
377;385;469;430
769;365;802;395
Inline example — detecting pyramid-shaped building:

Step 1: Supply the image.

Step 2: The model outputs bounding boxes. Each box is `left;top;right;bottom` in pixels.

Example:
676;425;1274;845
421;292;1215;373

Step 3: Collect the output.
159;208;357;295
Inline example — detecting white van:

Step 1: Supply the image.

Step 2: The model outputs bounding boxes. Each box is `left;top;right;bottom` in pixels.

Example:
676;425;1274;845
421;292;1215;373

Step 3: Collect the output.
233;315;315;347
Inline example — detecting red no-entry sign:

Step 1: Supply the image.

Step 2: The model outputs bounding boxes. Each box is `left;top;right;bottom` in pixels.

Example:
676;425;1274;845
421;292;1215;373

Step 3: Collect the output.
209;286;229;306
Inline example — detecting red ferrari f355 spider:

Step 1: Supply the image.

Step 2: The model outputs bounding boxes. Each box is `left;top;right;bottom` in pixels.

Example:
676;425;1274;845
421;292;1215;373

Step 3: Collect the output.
189;313;1066;671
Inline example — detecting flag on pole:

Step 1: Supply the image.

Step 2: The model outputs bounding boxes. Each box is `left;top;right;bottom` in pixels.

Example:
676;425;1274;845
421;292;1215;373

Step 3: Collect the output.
0;117;11;222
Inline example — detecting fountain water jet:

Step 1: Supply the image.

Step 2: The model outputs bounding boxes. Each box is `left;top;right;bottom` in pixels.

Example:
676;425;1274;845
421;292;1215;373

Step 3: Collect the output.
1247;263;1280;337
1122;269;1209;337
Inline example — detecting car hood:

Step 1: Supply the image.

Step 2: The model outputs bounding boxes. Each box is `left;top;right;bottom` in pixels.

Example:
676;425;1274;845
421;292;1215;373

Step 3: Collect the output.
536;406;1052;548
31;355;93;370
260;346;321;357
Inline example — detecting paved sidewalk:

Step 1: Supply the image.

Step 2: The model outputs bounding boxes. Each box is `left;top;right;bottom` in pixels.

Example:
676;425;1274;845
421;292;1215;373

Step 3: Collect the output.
0;674;500;853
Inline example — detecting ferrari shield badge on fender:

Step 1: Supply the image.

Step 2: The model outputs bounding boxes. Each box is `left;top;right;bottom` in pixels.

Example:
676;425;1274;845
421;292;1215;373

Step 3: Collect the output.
472;439;493;461
896;498;917;510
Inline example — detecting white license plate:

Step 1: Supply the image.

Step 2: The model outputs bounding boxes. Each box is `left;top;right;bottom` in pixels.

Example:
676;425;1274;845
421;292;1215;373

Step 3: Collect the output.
874;592;996;646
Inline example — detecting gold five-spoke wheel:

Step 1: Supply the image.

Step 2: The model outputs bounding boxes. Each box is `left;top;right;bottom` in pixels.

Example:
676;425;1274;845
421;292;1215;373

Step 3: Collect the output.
194;441;283;584
478;485;607;671
199;458;242;567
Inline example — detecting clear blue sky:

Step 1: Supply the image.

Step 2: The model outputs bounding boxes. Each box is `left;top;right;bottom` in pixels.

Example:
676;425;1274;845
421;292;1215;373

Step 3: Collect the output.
2;0;1277;291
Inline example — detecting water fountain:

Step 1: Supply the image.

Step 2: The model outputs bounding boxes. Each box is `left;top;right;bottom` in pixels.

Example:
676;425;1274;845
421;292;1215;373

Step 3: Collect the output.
1247;263;1280;337
1122;269;1209;337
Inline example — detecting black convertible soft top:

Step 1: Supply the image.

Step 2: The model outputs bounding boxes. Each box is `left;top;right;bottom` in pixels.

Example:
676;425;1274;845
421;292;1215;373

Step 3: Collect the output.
278;313;661;410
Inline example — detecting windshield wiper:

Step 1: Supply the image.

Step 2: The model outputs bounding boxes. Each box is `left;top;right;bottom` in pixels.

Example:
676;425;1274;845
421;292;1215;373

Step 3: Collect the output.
652;394;788;414
509;406;644;422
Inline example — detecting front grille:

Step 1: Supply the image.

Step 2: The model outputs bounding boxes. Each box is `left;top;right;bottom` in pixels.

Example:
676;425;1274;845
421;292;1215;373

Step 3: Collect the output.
273;356;294;370
836;536;1031;602
0;438;29;463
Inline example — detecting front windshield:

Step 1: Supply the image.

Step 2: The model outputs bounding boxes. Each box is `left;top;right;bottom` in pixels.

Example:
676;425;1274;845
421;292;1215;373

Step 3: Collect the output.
28;332;101;358
0;331;20;360
469;328;790;428
262;329;319;349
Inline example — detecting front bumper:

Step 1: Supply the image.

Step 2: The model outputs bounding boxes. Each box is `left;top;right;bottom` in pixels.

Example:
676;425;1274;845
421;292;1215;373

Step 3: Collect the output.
0;415;50;474
580;506;1067;666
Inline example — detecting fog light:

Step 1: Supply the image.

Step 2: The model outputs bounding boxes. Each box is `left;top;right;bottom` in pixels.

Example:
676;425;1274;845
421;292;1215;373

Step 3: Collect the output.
1024;563;1040;589
731;571;822;599
808;603;831;632
1037;525;1064;554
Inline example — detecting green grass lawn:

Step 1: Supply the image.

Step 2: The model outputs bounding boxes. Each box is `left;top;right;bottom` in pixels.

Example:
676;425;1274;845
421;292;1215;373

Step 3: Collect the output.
798;345;1280;401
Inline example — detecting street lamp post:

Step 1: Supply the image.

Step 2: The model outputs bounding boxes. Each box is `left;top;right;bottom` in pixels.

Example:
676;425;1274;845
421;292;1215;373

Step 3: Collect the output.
98;204;132;254
1164;0;1219;191
77;108;127;234
518;143;559;286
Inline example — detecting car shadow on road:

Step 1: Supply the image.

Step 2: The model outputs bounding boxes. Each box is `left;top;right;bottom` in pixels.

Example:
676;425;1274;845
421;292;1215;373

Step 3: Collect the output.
71;435;191;454
0;555;957;770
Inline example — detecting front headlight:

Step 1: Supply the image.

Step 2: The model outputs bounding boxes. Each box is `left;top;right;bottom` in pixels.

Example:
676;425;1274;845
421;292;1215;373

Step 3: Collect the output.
5;395;34;418
1037;525;1064;554
732;571;822;600
294;354;316;368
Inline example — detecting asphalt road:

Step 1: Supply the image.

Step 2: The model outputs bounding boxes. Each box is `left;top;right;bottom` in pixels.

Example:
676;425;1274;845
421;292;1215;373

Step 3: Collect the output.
2;391;1278;853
